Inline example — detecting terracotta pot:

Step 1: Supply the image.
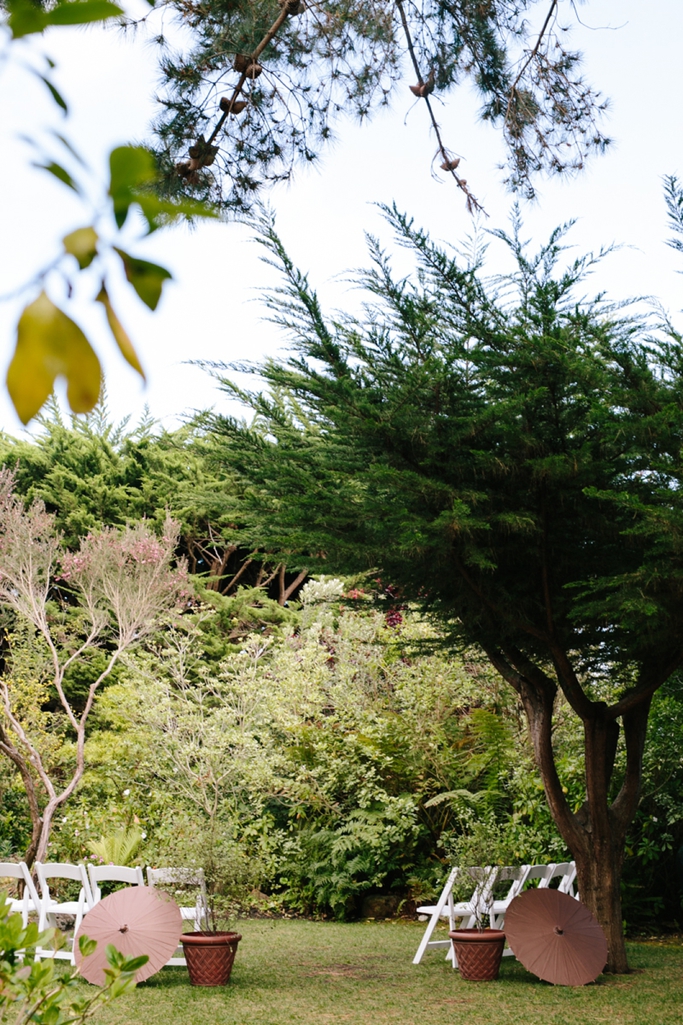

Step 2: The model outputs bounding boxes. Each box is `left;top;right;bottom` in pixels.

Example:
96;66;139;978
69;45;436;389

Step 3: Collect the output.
180;931;242;986
448;928;506;981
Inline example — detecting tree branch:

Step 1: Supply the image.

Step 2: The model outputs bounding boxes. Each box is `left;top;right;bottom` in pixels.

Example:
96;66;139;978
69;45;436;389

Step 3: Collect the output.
505;0;559;127
394;0;484;214
610;698;652;839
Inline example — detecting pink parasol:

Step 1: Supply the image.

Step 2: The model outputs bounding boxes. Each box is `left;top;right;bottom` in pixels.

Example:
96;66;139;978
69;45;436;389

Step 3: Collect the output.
504;888;608;986
75;886;182;985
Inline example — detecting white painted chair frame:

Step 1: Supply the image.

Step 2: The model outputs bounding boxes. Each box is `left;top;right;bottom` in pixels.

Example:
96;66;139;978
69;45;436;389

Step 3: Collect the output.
413;865;497;967
0;862;41;929
35;862;92;964
146;867;209;967
87;864;145;904
413;861;578;967
554;861;578;897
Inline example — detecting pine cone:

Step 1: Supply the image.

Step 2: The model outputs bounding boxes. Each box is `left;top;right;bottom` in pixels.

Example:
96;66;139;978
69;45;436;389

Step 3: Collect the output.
279;0;304;14
409;70;435;98
233;55;262;78
220;97;247;114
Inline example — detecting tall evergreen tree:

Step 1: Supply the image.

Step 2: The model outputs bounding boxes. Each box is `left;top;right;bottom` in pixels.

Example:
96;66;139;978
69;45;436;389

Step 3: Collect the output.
206;206;683;972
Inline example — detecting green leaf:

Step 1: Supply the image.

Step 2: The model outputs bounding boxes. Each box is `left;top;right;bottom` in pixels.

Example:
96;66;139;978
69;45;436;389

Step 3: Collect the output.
96;283;146;377
107;145;216;231
133;193;218;233
33;161;80;193
78;934;97;957
6;0;48;37
7;292;102;424
51;131;87;167
120;954;149;972
108;146;156;229
37;75;68;113
6;0;122;36
46;0;123;27
63;225;98;269
113;248;172;311
105;944;124;967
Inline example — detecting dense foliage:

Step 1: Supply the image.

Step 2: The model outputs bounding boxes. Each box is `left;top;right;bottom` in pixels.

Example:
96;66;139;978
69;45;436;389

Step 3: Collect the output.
0;381;681;936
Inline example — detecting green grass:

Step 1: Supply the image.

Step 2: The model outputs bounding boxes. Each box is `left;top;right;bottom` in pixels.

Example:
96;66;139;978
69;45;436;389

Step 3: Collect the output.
87;919;683;1025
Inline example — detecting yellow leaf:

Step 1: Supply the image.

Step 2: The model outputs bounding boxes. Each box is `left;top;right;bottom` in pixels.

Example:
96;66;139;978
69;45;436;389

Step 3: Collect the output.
7;292;102;424
96;284;145;380
63;226;98;269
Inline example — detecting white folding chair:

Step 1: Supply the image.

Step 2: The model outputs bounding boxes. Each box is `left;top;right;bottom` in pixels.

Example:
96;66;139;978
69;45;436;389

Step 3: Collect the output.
552;861;578;897
412;865;459;965
146;867;208;966
87;864;145;904
0;862;41;928
488;864;532;932
35;862;92;964
413;865;498;967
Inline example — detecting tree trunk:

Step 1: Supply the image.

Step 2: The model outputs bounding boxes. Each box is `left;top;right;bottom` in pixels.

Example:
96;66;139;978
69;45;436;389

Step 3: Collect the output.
572;839;627;973
0;725;43;869
34;804;56;864
536;714;632;973
487;649;644;974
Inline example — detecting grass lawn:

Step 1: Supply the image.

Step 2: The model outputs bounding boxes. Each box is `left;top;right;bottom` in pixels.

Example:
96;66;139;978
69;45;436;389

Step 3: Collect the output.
88;919;683;1025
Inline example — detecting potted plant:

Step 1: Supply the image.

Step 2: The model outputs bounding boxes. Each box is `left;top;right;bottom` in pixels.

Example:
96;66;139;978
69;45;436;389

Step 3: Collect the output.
444;812;512;981
178;834;248;987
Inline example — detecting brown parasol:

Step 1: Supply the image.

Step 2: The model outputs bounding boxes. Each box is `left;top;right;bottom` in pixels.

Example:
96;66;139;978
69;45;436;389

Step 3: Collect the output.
504;888;608;986
75;886;182;985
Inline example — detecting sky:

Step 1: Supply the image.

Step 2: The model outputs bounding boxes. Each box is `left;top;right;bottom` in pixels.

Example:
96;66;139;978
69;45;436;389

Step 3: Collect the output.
1;0;682;436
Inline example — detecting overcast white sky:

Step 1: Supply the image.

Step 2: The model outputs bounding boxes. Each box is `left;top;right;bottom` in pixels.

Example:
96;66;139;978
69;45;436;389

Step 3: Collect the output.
1;0;682;436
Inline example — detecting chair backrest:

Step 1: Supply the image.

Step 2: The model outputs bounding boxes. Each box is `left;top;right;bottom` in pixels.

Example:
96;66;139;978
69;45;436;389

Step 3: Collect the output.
35;862;92;906
493;865;530;904
146;867;208;917
0;862;40;908
543;861;572;885
0;861;24;895
459;865;498;914
146;867;205;888
556;861;577;896
88;864;144;902
524;863;556;887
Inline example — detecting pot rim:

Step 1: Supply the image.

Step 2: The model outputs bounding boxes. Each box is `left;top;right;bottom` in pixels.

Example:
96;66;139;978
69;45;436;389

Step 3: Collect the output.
448;928;505;942
180;931;242;945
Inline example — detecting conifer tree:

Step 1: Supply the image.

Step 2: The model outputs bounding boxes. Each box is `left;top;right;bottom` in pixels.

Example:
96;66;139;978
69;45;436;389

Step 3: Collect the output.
206;206;683;972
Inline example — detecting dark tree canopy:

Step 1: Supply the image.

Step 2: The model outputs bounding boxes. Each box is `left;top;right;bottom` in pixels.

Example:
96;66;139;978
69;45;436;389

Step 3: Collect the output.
204;206;683;970
153;0;609;210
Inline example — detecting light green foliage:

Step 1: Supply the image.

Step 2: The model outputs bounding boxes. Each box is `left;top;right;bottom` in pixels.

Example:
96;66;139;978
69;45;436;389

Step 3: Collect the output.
0;894;146;1024
49;598;568;917
87;826;143;867
0;404;237;551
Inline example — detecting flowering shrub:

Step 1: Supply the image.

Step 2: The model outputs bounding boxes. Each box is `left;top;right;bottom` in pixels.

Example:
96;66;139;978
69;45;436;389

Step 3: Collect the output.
0;470;187;863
